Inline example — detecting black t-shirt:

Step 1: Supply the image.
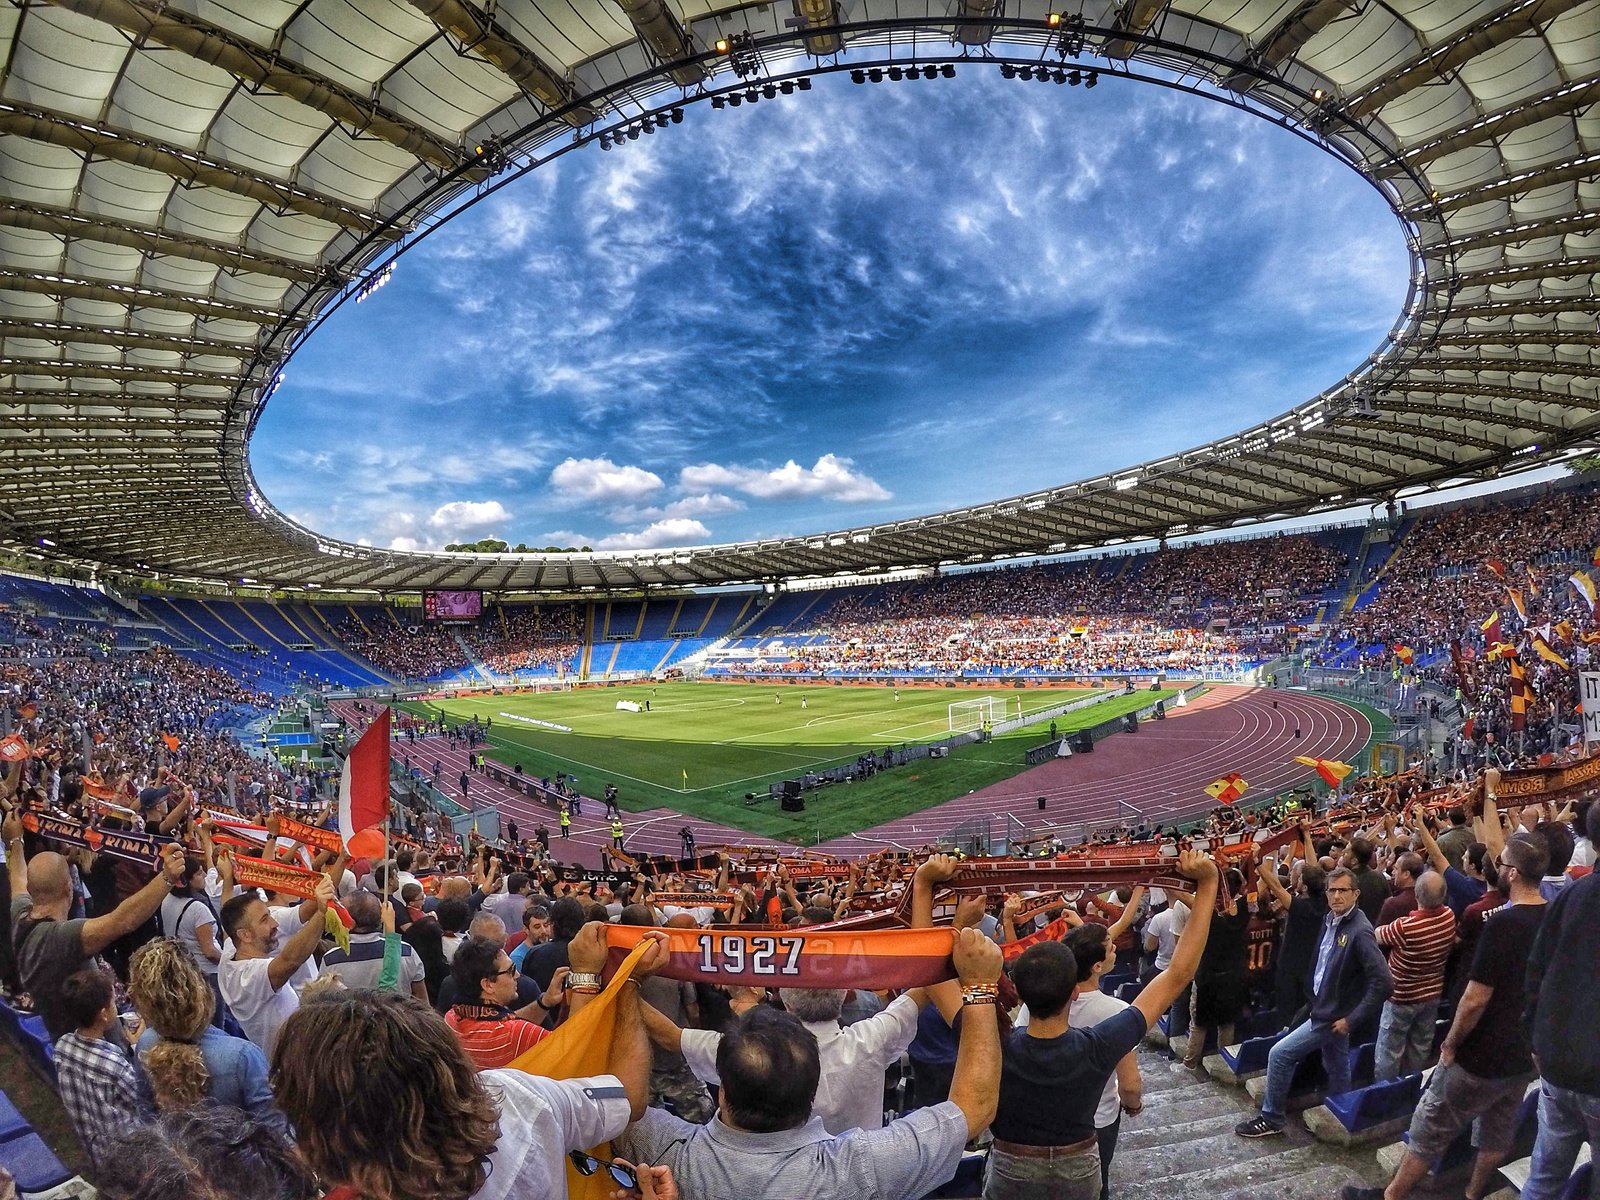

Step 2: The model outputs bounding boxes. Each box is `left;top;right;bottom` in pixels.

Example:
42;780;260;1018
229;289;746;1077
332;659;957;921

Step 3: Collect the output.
993;1007;1147;1146
519;936;570;994
1457;902;1545;1079
1279;893;1329;984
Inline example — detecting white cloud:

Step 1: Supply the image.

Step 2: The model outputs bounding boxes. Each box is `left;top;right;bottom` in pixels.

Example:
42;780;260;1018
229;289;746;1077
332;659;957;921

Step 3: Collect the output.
549;457;665;503
389;536;423;552
427;500;511;539
596;518;712;550
611;492;745;523
679;454;890;503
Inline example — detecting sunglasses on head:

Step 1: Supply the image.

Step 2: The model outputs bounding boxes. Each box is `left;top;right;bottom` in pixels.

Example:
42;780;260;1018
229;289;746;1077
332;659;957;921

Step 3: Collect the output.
569;1139;685;1190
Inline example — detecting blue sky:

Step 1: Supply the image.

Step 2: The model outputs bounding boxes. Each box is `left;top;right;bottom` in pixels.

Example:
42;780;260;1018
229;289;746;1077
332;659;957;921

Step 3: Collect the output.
253;68;1410;553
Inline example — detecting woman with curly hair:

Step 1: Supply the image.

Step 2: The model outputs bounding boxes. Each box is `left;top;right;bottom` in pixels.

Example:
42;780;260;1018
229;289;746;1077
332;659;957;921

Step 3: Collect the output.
127;938;287;1136
270;925;662;1200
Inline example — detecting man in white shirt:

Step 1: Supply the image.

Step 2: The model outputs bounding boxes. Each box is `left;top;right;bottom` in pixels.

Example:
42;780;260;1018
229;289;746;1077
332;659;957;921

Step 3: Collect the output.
218;873;334;1055
642;983;927;1134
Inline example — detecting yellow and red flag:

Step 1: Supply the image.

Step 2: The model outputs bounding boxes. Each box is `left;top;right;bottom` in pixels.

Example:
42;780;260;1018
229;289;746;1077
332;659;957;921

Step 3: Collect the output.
17;702;37;721
1526;565;1541;597
1485;560;1506;579
1530;634;1570;670
1506;587;1528;622
1295;756;1354;786
1480;612;1502;645
1393;643;1414;665
1205;773;1249;804
1509;659;1529;733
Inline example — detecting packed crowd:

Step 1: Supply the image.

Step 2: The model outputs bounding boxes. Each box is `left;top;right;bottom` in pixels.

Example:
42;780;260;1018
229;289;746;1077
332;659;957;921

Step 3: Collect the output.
1320;484;1600;761
5;681;1598;1200
467;606;583;677
334;614;469;682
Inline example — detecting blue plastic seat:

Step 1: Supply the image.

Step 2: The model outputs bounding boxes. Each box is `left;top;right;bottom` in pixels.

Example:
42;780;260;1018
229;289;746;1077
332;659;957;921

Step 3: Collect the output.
0;1091;29;1143
1348;1040;1376;1087
0;1131;72;1193
16;1015;55;1080
1220;1031;1286;1077
1324;1072;1424;1133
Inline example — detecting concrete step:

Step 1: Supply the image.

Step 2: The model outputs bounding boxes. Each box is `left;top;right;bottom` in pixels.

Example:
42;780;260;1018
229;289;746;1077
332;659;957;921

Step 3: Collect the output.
1108;1048;1399;1200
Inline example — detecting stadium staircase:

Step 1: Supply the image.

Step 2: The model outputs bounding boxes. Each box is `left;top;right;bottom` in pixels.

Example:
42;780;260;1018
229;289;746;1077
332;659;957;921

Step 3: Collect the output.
1111;1043;1387;1200
450;630;496;684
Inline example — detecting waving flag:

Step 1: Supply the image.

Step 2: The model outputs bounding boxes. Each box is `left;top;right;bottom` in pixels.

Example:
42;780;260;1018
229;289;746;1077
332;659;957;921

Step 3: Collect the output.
1480;612;1502;646
1570;571;1596;612
1506;587;1528;622
161;732;180;753
1509;659;1529;733
0;734;28;764
338;708;391;851
1295;756;1354;786
1205;773;1249;804
1485;560;1506;579
1530;634;1570;670
1526;565;1541;597
1393;643;1414;665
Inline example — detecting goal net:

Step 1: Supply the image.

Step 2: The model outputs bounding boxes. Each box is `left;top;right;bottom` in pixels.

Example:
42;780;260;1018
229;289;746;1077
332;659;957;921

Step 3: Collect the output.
948;696;1008;734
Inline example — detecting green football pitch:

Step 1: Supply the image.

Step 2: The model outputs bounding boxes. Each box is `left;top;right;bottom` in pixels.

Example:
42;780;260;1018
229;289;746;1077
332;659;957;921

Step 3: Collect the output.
403;682;1182;843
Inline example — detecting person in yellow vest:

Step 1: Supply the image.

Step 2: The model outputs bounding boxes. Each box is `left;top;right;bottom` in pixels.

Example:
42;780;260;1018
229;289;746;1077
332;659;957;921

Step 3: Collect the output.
610;817;625;852
559;807;571;839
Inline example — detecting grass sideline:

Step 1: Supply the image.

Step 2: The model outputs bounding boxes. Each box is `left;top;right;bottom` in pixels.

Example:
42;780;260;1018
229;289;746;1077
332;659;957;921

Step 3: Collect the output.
402;682;1183;844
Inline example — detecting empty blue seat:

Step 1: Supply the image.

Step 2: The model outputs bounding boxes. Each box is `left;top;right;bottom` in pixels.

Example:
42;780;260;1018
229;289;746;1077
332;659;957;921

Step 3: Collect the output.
16;1015;54;1080
1348;1040;1376;1087
1237;1010;1284;1041
0;1091;28;1143
0;1131;72;1193
1221;1031;1286;1076
1324;1073;1424;1133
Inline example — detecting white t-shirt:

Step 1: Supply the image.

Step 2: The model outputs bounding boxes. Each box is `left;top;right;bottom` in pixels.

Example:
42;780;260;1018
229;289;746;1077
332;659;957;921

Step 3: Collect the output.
473;1071;632;1200
442;934;466;962
1145;907;1186;971
1014;990;1134;1129
218;904;319;1056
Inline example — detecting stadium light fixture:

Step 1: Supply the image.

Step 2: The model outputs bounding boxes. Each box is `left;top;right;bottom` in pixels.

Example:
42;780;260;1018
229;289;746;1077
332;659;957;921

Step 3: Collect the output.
889;66;903;80
941;64;956;77
798;76;813;89
868;67;884;82
1046;12;1062;26
1085;71;1098;88
712;94;726;107
850;69;866;83
922;64;937;79
1000;63;1016;78
763;83;777;98
780;79;794;94
1020;65;1034;80
714;37;730;53
671;108;684;123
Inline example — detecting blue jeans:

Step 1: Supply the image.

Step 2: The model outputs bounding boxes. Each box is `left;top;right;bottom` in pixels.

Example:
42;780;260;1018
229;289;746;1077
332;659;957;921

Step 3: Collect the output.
1260;1019;1350;1120
1374;997;1438;1081
1521;1080;1600;1200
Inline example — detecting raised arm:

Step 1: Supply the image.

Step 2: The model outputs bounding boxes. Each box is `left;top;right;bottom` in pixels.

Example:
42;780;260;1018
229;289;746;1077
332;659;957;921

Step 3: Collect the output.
82;843;186;957
3;806;25;897
1132;852;1219;1030
267;875;333;992
1256;856;1292;911
945;927;1004;1140
1410;806;1449;875
1106;886;1147;943
605;932;668;1121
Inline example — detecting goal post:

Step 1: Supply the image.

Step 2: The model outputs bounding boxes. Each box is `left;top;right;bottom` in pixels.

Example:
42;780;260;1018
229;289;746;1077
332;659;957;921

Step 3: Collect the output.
948;696;1008;734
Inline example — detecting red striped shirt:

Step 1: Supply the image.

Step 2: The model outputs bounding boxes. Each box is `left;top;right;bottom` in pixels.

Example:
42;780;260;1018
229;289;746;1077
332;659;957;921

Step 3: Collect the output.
1376;905;1456;1003
445;1006;548;1071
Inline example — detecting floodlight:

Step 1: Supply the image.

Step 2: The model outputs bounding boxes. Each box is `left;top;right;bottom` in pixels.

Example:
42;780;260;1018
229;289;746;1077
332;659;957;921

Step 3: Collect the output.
1068;69;1081;85
1019;65;1034;79
922;64;937;79
1046;12;1062;26
941;64;955;77
763;83;777;98
746;88;759;102
729;92;742;105
851;69;866;83
888;66;903;80
1084;70;1097;88
797;76;812;89
780;79;794;93
1000;63;1016;78
714;37;730;53
712;94;725;107
868;67;883;82
671;108;684;123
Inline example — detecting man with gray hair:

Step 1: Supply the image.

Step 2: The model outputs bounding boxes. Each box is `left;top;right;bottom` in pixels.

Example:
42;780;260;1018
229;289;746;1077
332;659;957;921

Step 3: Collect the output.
1372;869;1455;1080
319;890;428;1000
1237;865;1391;1138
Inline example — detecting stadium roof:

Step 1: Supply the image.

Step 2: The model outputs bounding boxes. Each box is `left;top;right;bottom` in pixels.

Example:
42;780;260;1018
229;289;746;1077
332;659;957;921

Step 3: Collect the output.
1;0;1597;593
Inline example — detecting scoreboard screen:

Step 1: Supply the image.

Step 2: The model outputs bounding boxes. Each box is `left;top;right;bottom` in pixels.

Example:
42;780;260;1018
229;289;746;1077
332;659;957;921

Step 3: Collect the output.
422;590;482;621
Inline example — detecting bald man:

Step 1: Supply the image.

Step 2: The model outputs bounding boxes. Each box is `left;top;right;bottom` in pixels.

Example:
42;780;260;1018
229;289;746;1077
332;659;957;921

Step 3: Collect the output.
3;807;186;1039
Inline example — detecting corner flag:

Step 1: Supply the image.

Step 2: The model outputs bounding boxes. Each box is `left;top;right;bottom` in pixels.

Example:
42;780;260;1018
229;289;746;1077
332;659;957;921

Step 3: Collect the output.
339;709;391;849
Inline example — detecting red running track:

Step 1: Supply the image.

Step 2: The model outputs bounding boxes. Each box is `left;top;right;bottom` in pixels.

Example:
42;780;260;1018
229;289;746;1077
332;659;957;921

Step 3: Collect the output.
334;685;1368;867
814;684;1370;853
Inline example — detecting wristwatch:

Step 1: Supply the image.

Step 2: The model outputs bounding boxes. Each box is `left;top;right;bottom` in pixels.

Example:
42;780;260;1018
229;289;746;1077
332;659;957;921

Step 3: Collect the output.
564;971;603;990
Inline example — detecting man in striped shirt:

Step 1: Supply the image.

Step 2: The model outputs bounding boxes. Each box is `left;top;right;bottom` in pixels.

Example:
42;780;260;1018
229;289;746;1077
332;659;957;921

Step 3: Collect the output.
1372;870;1455;1080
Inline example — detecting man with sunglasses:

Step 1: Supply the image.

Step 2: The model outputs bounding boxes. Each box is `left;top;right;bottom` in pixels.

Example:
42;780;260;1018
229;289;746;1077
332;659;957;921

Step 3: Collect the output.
1341;831;1548;1200
1237;865;1391;1138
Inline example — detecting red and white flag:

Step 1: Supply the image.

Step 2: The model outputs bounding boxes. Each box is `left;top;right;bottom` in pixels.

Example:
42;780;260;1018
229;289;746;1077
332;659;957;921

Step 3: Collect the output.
338;709;391;849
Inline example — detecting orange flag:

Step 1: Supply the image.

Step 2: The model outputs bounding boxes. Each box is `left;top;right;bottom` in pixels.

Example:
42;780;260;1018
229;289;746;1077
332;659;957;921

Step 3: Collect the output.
161;732;180;752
